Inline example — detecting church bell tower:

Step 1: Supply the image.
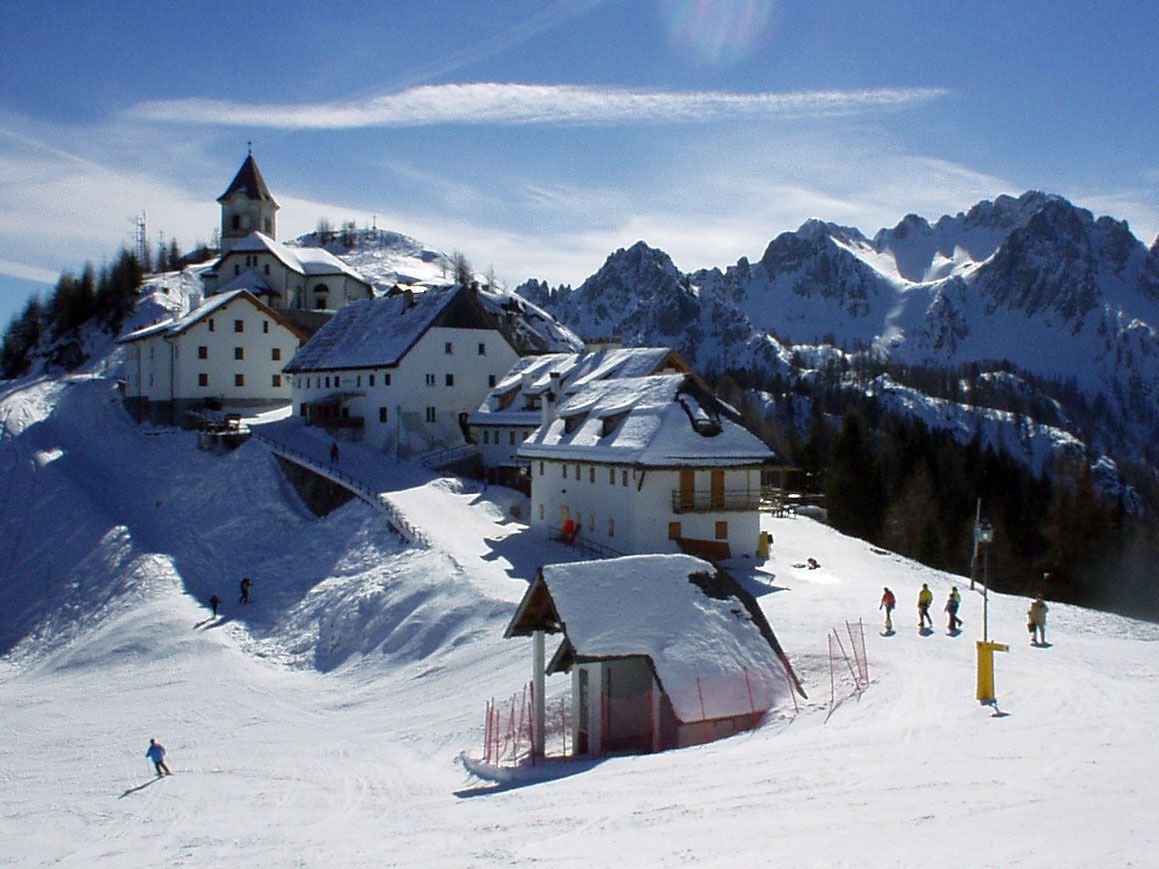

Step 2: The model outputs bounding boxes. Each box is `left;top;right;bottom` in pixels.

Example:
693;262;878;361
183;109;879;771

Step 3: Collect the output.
217;146;279;255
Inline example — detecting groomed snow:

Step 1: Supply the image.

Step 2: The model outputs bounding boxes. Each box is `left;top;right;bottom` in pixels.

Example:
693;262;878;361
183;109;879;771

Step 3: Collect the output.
2;370;1159;866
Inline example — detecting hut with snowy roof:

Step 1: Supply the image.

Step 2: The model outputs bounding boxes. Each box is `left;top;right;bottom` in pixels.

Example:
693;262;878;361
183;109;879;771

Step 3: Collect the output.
117;289;307;425
505;554;805;756
517;373;785;560
284;284;521;456
467;346;692;491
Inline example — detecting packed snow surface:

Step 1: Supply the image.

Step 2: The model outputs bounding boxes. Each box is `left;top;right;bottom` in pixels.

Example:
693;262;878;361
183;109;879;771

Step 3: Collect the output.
2;371;1158;866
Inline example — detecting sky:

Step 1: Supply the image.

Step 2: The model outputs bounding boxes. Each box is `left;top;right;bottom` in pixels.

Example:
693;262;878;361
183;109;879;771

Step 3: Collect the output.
1;0;1156;330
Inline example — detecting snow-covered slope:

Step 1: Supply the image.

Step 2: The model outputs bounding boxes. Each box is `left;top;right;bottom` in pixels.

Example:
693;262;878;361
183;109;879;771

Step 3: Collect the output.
2;366;1159;865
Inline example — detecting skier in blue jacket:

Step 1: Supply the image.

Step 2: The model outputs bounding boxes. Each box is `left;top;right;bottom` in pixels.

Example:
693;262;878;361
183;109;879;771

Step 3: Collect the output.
146;738;173;777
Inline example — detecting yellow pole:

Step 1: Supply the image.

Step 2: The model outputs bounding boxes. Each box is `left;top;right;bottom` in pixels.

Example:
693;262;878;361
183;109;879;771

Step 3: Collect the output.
976;640;1009;704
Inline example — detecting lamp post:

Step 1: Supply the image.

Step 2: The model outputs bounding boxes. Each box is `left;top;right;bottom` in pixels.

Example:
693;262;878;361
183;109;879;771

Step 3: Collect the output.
977;519;994;642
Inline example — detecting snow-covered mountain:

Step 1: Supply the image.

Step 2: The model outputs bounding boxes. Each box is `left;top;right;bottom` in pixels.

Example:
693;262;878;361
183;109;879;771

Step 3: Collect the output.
520;192;1159;486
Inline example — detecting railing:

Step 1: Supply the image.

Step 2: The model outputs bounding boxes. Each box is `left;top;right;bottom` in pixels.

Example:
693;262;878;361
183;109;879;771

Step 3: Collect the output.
547;526;626;559
420;442;478;469
311;416;365;430
250;430;429;548
670;489;760;514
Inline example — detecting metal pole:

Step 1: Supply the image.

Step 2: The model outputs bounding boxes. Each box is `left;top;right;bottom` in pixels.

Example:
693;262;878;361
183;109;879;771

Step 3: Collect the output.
532;630;545;758
982;543;990;643
969;498;981;590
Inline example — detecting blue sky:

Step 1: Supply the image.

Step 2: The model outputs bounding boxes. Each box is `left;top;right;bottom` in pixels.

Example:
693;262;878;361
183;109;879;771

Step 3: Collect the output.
1;0;1156;330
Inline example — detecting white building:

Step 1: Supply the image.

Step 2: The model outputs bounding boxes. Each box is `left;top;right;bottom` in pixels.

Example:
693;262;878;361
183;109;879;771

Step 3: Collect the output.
467;346;692;490
518;373;782;560
118;289;307;424
284;285;521;456
505;554;803;756
206;232;373;313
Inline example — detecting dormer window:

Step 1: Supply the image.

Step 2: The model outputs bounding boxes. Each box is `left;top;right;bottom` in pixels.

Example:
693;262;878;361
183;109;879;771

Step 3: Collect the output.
601;412;628;438
563;413;587;434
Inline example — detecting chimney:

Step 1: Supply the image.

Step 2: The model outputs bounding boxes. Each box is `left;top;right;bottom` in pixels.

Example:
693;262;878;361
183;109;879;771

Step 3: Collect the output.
403;289;414;310
543;371;562;428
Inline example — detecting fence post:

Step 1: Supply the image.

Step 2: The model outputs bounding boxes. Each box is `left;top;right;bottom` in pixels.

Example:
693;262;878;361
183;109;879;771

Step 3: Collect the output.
743;667;756;716
696;676;707;721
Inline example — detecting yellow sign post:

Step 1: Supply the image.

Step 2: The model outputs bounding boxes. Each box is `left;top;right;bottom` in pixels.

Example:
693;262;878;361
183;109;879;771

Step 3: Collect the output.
976;640;1009;704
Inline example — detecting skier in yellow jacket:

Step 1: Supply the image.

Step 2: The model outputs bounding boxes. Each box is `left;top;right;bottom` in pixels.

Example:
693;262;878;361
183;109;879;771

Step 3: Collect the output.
917;583;934;630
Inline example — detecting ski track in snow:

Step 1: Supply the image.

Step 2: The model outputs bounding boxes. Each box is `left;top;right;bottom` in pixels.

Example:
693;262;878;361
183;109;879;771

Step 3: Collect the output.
1;372;1158;866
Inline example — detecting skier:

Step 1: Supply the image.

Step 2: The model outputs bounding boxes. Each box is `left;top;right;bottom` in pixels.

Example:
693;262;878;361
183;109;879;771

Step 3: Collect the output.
145;738;173;777
945;588;962;632
330;441;339;464
1028;595;1049;645
879;587;896;632
917;583;934;630
806;557;820;570
209;594;221;618
239;577;252;605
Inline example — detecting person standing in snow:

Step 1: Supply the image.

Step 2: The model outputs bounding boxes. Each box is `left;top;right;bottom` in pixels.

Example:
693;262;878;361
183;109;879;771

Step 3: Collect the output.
880;587;896;632
145;738;173;777
917;583;934;630
239;577;252;605
330;441;339;464
1028;595;1049;645
945;588;962;632
209;594;221;618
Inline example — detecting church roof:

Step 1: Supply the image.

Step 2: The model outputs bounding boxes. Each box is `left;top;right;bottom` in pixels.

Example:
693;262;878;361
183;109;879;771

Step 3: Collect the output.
217;154;279;207
214;232;368;284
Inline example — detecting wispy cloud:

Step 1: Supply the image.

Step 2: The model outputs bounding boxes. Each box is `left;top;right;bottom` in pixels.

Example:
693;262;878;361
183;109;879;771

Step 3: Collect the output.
0;258;59;284
126;82;949;130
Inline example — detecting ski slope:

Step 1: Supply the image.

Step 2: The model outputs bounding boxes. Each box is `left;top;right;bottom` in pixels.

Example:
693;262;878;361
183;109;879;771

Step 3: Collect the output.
1;372;1158;867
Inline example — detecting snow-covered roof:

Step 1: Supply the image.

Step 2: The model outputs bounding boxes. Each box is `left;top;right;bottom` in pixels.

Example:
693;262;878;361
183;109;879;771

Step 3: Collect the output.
507;554;790;722
467;346;687;426
116;290;306;344
213;232;369;284
517;373;779;467
284;285;509;373
214;269;280;297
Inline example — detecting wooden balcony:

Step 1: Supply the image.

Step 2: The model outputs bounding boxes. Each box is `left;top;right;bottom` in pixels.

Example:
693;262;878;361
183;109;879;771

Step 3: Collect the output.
670;489;760;514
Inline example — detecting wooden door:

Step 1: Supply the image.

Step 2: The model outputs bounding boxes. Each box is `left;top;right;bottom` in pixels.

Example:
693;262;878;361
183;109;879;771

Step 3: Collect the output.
679;469;695;511
710;469;725;509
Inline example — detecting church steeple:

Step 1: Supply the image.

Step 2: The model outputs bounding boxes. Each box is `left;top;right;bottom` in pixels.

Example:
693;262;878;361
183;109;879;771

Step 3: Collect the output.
217;151;279;254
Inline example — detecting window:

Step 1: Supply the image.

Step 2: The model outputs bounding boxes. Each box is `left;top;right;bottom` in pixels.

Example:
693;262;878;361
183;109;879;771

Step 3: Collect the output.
589;467;595;483
198;346;208;359
234;346;244;360
271;348;281;361
609;468;615;484
384;373;391;386
369;374;376;387
539;461;544;476
235;374;245;387
574;464;580;480
272;374;281;387
523;430;530;441
425;406;437;423
715;521;729;540
444;341;453;355
488;374;496;387
508;430;515;446
263;320;269;333
622;470;628;486
379;407;388;423
334;376;341;388
587;513;594;532
234;319;244;333
324;376;331;388
539;504;545;521
425;373;436;386
483;430;490;444
445;374;454;387
355;375;361;387
669;522;682;540
234;264;240;276
562;464;568;479
608;518;615;537
263;263;270;275
478;343;486;355
198;373;209;387
208;318;215;332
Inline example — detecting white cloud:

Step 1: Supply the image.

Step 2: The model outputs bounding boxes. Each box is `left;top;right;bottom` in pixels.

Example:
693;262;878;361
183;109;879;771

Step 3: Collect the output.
0;258;58;284
125;83;949;130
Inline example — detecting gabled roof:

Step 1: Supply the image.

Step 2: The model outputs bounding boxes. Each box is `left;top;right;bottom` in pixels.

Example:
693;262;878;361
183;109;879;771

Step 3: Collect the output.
117;289;308;344
217;154;278;206
517;373;782;468
212;232;369;284
284;284;516;373
467;346;690;427
215;268;280;297
505;554;795;722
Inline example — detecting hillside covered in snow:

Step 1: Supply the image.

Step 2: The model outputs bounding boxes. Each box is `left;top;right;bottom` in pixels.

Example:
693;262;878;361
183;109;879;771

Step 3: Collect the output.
2;318;1159;865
